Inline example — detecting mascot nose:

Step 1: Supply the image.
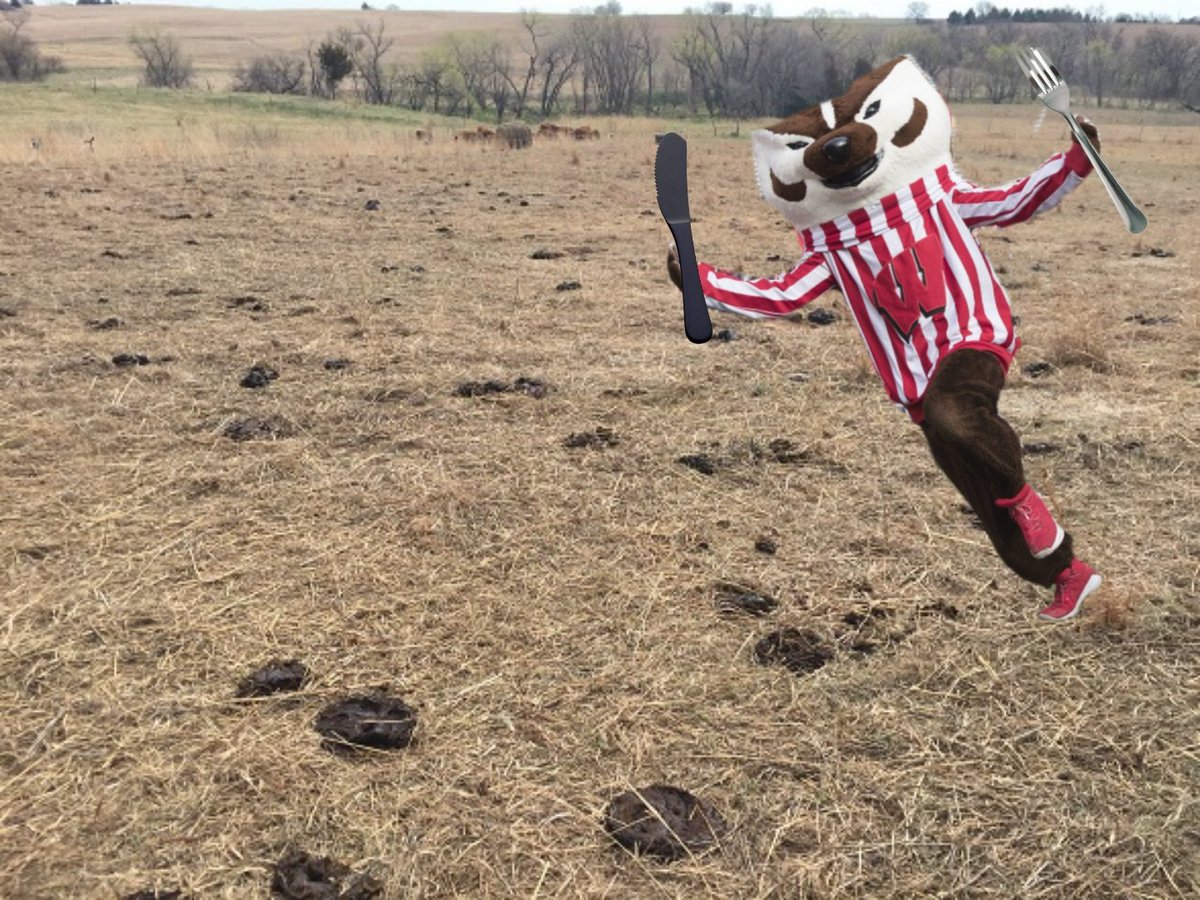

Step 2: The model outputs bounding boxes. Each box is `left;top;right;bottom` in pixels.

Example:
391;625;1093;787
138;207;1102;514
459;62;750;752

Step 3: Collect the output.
823;135;851;164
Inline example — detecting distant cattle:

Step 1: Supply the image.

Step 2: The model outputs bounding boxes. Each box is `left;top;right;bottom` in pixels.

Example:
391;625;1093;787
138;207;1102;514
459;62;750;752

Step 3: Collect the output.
538;123;568;138
497;121;533;149
475;126;496;141
415;129;433;143
572;126;600;141
455;130;480;143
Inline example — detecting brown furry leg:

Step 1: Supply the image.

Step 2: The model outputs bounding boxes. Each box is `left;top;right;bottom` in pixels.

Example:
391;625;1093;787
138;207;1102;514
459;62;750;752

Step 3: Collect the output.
920;349;1073;587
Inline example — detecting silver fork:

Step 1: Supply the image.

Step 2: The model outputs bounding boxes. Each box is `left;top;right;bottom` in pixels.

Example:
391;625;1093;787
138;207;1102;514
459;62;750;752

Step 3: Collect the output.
1014;47;1147;234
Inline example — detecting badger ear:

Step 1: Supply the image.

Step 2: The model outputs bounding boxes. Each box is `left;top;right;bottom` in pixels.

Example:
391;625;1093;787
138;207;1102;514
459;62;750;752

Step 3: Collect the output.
751;129;776;149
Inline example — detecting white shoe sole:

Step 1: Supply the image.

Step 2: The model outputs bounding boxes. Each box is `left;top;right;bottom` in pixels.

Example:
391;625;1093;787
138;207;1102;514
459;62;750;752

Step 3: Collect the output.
1038;573;1102;622
1032;523;1066;560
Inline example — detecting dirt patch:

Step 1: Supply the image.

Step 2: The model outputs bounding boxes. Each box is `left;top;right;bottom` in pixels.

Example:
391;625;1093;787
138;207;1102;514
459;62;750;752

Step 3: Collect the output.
754;628;833;675
1023;441;1061;455
763;438;807;464
87;316;122;330
677;453;718;475
836;607;912;655
455;379;510;397
714;582;778;616
227;295;269;312
455;376;549;399
564;427;619;449
236;659;310;698
241;365;279;389
919;599;961;620
323;358;352;371
314;693;417;753
1125;313;1178;326
604;784;727;861
112;353;150;367
271;849;383;900
514;376;548;398
223;417;290;442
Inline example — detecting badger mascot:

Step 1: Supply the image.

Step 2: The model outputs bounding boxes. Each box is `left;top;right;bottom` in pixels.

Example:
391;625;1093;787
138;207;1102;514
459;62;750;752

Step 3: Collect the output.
668;56;1103;621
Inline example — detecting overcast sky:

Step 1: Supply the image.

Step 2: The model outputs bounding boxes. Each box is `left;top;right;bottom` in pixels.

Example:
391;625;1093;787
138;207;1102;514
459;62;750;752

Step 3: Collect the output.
106;1;1196;20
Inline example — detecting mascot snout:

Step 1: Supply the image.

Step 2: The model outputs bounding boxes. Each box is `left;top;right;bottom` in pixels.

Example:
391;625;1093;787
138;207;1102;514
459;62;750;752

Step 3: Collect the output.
807;125;880;189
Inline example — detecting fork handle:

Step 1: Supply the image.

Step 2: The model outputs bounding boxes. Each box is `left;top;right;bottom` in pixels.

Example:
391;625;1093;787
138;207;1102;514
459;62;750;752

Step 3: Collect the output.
1062;113;1147;234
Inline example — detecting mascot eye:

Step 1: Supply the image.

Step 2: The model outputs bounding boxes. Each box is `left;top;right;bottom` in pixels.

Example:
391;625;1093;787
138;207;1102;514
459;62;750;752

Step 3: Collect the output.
786;139;809;150
863;100;881;119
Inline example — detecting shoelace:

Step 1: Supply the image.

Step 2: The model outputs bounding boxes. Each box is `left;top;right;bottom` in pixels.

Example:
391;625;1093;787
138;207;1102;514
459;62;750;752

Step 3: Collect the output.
1014;501;1045;536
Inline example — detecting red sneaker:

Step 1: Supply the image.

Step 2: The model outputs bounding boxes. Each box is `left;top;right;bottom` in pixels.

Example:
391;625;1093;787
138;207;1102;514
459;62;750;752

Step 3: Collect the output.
996;485;1065;560
1040;560;1102;621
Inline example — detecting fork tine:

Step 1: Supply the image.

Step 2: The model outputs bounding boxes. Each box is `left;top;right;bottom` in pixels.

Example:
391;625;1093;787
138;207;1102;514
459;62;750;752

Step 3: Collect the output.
1030;48;1060;87
1013;48;1038;90
1020;48;1047;91
1016;48;1048;93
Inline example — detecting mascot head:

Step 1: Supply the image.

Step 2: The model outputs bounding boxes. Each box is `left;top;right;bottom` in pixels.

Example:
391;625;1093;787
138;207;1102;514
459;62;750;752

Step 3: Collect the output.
752;56;952;231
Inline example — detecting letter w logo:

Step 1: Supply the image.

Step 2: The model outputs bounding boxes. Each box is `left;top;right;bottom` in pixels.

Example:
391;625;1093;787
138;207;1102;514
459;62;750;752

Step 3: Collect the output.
869;234;947;340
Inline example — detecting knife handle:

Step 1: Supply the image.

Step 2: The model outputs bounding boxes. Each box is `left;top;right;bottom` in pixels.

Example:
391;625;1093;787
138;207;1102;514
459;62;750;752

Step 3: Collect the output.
668;222;712;344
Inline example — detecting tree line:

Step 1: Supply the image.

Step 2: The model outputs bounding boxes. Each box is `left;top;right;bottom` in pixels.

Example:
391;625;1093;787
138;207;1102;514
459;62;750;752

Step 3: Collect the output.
225;6;1200;118
6;3;1200;115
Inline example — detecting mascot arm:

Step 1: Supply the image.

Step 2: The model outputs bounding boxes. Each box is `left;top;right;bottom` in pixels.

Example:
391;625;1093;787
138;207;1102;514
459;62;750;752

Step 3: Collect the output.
694;254;835;320
951;138;1094;230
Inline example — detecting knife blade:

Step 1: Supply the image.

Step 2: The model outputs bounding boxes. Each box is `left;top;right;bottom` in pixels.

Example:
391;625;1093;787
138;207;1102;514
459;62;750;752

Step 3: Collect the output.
654;133;712;344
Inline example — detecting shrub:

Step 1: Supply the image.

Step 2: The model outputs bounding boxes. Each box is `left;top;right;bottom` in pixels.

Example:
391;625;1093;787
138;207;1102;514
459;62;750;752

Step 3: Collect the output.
232;54;306;95
129;30;193;89
0;11;65;81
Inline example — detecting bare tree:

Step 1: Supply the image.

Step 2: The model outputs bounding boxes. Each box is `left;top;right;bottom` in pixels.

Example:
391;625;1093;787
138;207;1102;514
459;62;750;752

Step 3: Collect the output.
978;42;1023;103
1;9;64;82
129;30;193;89
350;19;398;105
588;12;646;114
414;48;451;113
492;12;545;120
634;15;660;115
673;6;805;120
536;32;578;117
447;32;500;117
1078;28;1122;108
1131;29;1200;108
906;1;930;23
232;53;305;94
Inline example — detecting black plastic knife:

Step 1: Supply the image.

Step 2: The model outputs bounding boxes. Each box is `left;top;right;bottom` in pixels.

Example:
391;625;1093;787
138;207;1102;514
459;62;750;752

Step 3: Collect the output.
654;133;712;344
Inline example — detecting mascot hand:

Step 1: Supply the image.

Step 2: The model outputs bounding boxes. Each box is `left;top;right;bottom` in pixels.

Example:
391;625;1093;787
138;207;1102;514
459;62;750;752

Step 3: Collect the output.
667;242;684;291
1073;115;1100;155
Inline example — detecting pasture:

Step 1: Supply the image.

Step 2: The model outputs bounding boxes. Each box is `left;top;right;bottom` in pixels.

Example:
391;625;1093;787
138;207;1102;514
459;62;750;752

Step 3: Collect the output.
2;77;1199;898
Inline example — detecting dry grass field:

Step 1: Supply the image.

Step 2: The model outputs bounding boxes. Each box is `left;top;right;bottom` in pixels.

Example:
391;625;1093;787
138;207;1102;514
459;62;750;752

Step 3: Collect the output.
23;5;530;86
22;5;685;88
2;73;1199;899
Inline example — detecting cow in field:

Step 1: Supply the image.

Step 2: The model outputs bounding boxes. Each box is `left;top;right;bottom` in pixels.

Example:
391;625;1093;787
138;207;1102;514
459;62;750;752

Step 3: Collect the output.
572;126;600;141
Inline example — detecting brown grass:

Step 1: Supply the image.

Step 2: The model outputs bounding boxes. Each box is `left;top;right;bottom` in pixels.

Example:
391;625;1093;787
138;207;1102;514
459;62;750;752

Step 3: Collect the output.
1;86;1198;899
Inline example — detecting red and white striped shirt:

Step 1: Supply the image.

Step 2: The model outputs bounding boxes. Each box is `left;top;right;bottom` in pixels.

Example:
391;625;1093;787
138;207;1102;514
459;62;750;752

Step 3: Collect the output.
698;143;1093;421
